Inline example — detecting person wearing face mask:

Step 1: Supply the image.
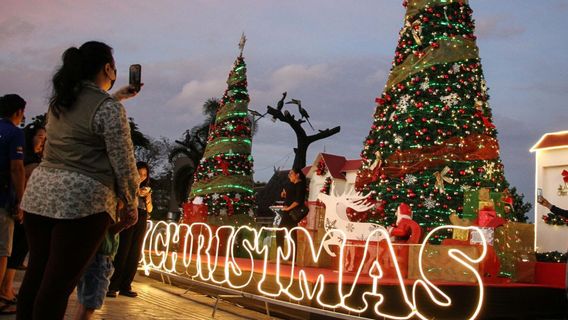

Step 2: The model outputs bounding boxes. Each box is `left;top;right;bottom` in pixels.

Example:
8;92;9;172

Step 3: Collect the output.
18;41;141;320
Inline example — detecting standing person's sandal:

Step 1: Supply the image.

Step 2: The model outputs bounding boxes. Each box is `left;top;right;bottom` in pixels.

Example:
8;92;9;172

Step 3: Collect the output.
0;296;16;304
0;301;16;316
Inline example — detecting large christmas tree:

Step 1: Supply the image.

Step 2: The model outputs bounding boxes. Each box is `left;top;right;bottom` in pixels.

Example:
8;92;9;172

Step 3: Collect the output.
356;0;508;239
190;35;255;216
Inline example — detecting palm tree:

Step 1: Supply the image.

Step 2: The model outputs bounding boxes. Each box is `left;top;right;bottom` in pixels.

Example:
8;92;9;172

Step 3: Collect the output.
169;98;220;205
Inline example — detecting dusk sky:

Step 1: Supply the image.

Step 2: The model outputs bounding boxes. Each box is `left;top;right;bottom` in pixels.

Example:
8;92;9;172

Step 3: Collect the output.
2;1;567;215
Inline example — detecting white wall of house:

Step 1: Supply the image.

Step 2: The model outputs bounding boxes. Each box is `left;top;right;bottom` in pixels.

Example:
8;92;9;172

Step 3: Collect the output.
534;147;568;252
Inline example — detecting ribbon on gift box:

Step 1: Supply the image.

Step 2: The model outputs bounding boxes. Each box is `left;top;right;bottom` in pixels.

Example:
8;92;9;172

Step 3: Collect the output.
479;200;495;211
478;188;491;201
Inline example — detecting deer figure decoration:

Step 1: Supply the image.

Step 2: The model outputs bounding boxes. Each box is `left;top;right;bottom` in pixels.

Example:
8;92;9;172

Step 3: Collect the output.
317;187;388;257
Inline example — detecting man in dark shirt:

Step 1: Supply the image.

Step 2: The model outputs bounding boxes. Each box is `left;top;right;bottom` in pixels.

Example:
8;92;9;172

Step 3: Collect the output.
0;94;25;315
276;168;308;257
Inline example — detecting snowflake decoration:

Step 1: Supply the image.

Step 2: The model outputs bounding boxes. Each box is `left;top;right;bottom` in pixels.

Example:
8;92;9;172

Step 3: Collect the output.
346;223;355;233
404;174;417;185
420;79;430;90
440;93;460;107
207;172;215;178
235;193;241;199
451;63;460;74
325;218;337;231
461;185;472;192
211;193;220;200
394;134;403;144
424;197;436;209
398;94;411;113
483;162;497;179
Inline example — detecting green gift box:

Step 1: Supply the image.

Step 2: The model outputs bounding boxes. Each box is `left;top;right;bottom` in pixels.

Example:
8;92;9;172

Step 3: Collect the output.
462;188;505;219
493;222;536;282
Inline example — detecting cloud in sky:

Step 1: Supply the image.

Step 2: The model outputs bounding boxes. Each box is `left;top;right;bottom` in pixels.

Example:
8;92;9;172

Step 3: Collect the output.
0;17;35;44
476;15;525;39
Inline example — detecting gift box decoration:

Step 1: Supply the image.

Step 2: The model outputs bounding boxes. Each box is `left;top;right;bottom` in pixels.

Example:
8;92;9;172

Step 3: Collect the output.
463;188;505;219
478;210;497;227
470;227;494;246
496;251;536;283
408;244;481;283
452;228;470;241
494;222;534;254
493;222;536;282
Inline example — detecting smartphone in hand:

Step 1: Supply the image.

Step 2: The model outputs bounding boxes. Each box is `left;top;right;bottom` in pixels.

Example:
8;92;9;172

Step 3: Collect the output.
537;188;543;203
129;64;142;93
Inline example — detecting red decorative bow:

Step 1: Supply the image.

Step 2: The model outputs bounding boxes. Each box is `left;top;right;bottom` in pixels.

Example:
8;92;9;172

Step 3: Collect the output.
220;160;230;175
222;195;234;215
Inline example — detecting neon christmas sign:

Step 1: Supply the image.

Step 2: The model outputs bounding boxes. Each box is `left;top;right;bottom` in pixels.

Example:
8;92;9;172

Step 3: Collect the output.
142;221;487;320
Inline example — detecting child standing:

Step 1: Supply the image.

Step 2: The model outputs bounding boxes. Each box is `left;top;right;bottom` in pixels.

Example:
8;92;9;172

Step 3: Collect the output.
73;208;129;320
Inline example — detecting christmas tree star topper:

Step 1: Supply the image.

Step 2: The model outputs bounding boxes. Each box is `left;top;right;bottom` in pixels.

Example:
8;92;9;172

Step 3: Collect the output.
238;32;247;57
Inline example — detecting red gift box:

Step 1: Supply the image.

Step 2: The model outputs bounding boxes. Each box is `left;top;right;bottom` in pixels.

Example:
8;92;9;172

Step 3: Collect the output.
478;209;496;227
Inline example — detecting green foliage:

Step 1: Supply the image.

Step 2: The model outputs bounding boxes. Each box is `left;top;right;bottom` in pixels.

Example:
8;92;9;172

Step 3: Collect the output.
509;187;531;223
129;117;150;149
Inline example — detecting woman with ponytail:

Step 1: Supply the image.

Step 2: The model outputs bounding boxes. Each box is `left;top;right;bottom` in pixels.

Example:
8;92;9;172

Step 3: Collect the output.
17;41;142;320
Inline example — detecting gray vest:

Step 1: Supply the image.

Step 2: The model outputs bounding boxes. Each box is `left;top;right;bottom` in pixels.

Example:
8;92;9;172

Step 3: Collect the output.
41;85;116;191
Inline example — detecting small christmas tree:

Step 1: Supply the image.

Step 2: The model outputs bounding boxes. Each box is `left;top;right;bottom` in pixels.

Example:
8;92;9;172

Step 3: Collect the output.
190;34;255;216
356;0;508;241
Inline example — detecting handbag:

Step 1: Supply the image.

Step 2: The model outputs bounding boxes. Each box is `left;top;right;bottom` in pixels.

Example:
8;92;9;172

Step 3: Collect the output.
289;206;309;224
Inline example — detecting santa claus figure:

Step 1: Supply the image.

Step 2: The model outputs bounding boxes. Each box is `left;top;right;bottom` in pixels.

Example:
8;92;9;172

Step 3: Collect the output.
389;203;422;244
